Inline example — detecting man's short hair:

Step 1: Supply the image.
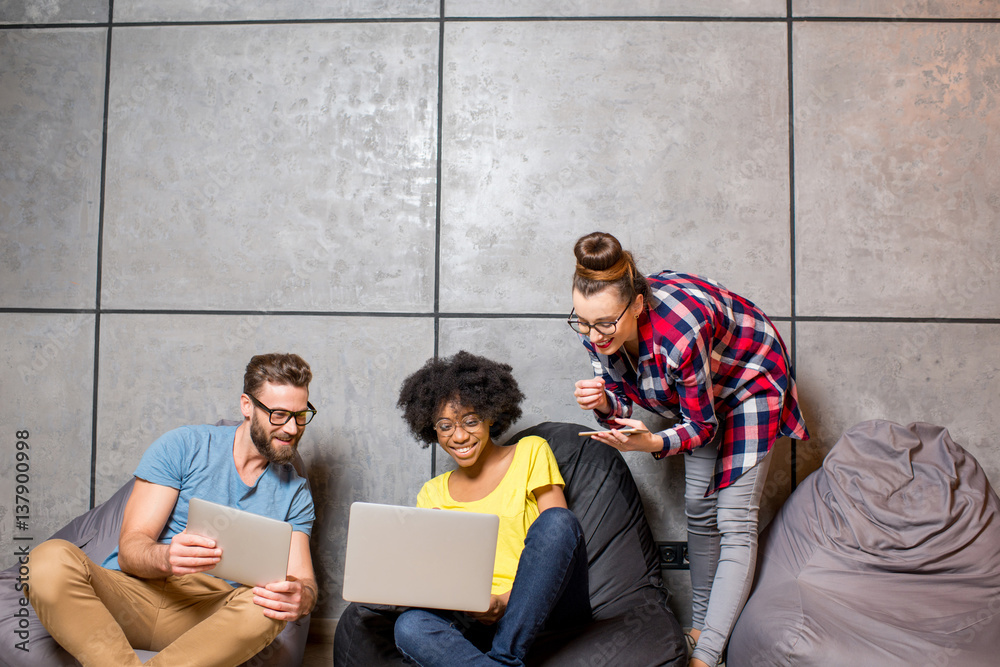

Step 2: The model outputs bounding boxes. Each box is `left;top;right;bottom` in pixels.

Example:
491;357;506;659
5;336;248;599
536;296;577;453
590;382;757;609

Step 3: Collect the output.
243;353;313;397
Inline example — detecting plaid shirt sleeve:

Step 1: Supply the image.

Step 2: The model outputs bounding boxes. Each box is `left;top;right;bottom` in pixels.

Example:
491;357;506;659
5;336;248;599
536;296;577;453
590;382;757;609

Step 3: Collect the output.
653;309;719;457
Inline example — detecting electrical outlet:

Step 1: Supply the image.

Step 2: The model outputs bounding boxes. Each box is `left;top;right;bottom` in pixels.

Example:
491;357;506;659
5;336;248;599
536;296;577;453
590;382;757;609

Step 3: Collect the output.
657;541;689;569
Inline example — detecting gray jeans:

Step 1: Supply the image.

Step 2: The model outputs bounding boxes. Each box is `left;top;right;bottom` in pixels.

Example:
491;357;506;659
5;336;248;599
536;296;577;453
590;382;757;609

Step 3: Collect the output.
685;438;771;666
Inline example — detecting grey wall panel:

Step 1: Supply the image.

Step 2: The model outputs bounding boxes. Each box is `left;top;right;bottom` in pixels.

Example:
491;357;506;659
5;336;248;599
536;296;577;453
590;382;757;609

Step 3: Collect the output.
102;23;439;311
115;0;438;22
0;314;95;570
0;29;106;309
440;20;793;317
796;321;1000;485
795;22;1000;318
0;1;107;24
447;0;785;17
795;0;1000;18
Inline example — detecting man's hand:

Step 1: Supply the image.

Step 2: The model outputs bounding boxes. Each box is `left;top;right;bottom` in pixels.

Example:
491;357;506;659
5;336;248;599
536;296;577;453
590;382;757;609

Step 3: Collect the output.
467;592;510;625
166;530;221;576
252;577;316;621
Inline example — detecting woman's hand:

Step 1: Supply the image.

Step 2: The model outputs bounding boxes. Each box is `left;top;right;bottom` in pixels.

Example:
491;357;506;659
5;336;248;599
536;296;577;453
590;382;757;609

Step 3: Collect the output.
467;591;510;625
588;418;664;454
574;378;610;414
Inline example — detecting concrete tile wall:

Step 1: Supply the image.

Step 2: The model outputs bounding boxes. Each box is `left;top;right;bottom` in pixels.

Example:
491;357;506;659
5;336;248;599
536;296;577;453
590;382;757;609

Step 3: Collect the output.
440;20;793;316
113;1;438;22
795;21;1000;318
446;1;786;18
797;0;1000;18
3;2;998;629
102;22;440;311
0;28;105;308
1;314;95;544
0;1;108;24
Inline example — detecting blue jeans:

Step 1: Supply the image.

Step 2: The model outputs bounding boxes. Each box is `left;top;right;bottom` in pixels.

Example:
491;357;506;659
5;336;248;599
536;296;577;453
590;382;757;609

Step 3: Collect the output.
394;507;591;667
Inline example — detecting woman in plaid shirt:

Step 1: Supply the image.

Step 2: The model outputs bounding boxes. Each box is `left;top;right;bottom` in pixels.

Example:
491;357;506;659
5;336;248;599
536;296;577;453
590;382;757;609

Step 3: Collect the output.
568;231;809;667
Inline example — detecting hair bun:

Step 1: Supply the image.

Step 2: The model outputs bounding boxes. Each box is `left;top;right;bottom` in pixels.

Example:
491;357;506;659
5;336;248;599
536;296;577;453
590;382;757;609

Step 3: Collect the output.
572;231;650;303
574;231;623;271
574;232;632;283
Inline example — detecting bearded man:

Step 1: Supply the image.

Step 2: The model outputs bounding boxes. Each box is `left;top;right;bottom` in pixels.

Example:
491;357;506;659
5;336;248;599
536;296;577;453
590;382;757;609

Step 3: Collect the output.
27;353;318;666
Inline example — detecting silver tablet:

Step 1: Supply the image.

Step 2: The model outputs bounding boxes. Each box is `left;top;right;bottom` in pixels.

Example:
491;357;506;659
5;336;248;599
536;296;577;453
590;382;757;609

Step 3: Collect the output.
186;497;292;588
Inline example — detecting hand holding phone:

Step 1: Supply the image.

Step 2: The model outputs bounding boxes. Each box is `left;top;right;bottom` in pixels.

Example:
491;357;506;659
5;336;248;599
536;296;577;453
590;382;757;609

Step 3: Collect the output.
577;427;648;436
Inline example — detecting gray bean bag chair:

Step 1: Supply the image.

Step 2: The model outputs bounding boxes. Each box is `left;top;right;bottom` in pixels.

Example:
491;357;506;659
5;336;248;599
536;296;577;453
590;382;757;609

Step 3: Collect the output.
334;421;686;667
0;422;310;667
729;420;1000;666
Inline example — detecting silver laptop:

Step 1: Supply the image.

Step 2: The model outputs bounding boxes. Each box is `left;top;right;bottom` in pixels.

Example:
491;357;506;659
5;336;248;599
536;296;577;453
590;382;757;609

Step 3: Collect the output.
342;502;499;612
186;497;293;587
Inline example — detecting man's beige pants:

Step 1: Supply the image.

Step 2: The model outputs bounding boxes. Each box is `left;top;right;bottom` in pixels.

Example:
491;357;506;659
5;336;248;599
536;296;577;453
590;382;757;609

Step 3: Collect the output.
27;539;285;667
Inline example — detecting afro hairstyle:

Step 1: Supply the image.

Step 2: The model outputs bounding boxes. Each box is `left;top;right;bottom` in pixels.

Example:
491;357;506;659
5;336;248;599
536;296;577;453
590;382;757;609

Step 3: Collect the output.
396;350;525;446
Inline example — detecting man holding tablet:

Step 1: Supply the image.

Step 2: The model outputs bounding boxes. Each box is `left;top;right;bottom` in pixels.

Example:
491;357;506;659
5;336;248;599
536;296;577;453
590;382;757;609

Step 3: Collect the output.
27;353;318;666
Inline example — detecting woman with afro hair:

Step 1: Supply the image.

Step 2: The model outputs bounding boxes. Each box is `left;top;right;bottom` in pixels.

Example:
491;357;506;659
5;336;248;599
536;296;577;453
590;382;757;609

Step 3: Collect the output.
393;350;591;667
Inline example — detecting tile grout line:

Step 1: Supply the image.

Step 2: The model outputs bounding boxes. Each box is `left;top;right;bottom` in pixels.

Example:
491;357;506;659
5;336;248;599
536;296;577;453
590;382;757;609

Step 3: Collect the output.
2;306;998;325
3;15;999;30
430;0;446;479
89;0;114;509
786;0;798;491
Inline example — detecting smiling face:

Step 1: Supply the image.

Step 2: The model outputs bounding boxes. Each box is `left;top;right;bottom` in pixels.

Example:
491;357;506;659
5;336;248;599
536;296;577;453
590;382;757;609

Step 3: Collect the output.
433;400;494;470
571;287;643;357
244;381;310;465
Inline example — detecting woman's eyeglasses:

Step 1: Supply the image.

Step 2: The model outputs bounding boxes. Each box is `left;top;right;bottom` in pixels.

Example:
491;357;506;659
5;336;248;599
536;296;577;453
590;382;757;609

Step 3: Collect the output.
566;302;631;335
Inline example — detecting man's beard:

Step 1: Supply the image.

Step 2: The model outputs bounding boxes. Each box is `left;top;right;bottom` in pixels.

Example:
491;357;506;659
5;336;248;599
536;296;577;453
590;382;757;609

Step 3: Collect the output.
250;413;298;465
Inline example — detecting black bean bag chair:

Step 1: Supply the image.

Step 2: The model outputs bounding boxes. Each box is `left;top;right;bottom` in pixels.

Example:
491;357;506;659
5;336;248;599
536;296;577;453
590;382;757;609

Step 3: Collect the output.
0;422;310;667
729;420;1000;666
334;421;686;666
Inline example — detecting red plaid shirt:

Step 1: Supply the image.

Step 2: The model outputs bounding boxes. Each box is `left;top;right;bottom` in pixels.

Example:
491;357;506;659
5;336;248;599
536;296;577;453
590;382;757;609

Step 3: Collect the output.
583;271;809;494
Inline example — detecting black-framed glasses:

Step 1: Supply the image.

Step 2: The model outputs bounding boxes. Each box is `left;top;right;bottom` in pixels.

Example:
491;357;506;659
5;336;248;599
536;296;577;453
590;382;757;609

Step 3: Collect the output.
247;394;317;426
434;416;484;436
566;302;632;335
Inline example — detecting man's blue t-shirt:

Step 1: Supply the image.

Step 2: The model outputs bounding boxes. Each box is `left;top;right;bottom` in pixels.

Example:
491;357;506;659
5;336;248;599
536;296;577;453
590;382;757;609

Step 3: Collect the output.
102;423;314;572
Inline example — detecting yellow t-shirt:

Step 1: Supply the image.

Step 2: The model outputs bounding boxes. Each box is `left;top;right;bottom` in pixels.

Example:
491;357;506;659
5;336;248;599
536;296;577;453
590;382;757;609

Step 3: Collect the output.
416;435;564;595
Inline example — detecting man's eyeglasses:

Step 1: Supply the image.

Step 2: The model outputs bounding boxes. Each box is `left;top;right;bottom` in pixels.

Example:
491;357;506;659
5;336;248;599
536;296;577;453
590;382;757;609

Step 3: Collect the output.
566;302;631;335
248;394;317;426
434;416;484;436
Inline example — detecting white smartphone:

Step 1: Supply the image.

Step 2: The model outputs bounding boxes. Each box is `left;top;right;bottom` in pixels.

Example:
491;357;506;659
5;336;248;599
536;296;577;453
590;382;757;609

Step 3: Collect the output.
577;427;647;436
